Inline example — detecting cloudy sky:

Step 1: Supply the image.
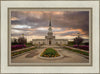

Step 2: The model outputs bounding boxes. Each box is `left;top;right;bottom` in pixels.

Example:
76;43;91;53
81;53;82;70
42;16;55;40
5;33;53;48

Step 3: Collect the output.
11;10;89;41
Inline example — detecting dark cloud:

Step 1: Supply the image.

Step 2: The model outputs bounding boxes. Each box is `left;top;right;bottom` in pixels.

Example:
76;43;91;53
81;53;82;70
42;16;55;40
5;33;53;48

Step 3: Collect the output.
11;29;47;37
11;11;89;38
53;11;89;35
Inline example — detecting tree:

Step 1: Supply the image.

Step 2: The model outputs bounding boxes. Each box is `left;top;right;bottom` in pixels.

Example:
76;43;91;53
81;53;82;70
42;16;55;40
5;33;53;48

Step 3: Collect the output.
17;34;27;44
74;36;83;47
11;38;18;45
18;37;27;44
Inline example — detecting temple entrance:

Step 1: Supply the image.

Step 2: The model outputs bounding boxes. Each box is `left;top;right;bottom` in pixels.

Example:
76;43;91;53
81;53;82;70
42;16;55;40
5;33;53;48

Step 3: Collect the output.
49;40;51;45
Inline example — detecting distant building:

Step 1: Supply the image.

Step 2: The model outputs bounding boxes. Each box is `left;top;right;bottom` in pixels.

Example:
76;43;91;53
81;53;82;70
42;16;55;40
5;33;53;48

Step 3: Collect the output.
82;39;89;43
32;19;68;45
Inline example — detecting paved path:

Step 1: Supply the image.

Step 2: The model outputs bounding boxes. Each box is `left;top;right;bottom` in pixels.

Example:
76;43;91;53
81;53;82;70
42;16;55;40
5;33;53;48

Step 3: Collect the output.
11;45;89;63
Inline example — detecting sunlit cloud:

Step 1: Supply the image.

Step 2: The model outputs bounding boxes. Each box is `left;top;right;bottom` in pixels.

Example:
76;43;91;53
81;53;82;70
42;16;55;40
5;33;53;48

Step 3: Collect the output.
11;17;19;21
37;27;48;30
12;25;31;29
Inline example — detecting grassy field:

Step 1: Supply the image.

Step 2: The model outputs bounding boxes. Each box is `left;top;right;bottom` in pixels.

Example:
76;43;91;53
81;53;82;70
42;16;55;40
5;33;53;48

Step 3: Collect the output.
41;48;60;57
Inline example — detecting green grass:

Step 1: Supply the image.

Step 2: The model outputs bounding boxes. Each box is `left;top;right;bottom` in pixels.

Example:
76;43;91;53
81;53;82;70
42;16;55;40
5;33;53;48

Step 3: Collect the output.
11;47;36;56
64;47;89;56
26;43;33;47
41;48;60;57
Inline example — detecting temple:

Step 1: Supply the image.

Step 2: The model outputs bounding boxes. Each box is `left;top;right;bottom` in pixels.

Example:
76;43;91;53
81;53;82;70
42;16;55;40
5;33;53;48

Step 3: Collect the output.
32;19;68;45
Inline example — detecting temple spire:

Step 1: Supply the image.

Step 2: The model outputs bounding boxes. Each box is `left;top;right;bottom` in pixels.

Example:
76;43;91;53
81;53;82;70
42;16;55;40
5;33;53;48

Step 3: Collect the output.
48;16;52;33
49;20;51;26
49;16;51;26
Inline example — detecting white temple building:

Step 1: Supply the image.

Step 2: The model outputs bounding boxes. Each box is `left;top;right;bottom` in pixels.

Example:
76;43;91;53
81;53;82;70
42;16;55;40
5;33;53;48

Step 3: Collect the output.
32;20;68;45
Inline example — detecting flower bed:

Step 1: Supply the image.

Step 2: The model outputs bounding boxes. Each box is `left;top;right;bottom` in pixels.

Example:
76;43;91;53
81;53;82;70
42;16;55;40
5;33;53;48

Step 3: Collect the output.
41;48;60;57
73;45;89;51
11;45;26;51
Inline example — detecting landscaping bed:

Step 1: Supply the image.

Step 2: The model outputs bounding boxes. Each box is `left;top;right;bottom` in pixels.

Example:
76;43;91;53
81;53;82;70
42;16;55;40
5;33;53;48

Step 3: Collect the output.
40;48;60;57
11;47;36;57
11;45;26;51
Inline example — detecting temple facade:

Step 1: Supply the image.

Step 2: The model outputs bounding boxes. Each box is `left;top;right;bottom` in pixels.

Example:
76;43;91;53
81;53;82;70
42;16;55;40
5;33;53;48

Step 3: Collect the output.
32;20;68;45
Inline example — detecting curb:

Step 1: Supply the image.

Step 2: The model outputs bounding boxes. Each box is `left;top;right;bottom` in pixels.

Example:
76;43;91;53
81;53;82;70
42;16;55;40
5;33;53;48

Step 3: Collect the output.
38;48;64;60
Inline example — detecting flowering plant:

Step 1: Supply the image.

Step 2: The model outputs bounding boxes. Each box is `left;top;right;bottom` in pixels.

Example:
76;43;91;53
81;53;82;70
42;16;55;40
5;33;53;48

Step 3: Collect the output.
73;45;89;51
11;44;26;51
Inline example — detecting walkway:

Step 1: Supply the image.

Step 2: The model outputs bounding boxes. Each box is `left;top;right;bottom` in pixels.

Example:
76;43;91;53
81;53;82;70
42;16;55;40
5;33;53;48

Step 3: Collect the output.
11;45;89;63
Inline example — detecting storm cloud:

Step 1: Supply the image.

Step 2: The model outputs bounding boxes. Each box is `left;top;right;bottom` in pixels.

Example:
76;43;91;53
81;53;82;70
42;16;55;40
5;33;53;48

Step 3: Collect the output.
11;10;89;41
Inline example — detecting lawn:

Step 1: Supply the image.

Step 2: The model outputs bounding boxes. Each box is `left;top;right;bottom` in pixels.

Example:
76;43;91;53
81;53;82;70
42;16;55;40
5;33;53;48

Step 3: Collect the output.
41;48;60;57
11;47;36;57
25;43;33;47
64;47;89;56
